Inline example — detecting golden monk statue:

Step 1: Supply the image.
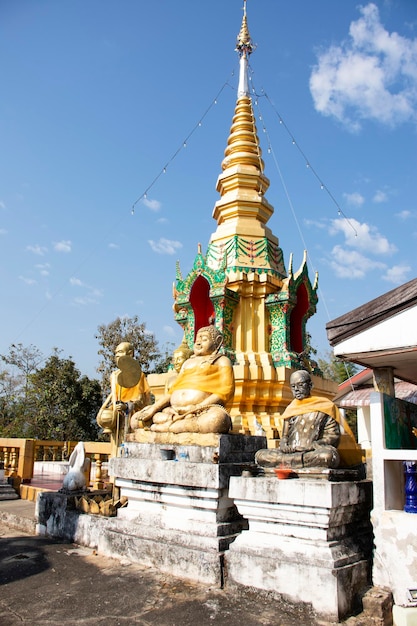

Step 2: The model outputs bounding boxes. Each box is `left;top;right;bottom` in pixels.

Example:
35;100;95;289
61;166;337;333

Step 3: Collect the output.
132;326;234;434
164;337;193;394
256;370;353;469
97;342;151;447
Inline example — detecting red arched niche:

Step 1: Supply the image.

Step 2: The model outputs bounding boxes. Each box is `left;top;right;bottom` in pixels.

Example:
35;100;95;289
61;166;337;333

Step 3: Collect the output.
189;275;215;339
289;282;309;354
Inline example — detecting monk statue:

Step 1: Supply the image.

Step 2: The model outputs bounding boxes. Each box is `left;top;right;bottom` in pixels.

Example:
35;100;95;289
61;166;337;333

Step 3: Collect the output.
97;342;151;449
132;326;234;434
255;370;342;469
164;337;193;394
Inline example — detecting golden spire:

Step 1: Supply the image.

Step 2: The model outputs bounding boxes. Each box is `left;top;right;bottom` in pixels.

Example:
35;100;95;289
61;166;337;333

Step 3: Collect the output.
236;0;254;58
207;0;285;279
211;0;274;234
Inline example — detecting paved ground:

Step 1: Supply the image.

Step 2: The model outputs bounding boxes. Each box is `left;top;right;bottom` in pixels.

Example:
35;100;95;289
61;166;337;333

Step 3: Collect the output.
0;500;374;626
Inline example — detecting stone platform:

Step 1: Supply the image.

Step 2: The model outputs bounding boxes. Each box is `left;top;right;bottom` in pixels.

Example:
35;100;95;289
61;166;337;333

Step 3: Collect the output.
97;435;266;586
225;475;373;622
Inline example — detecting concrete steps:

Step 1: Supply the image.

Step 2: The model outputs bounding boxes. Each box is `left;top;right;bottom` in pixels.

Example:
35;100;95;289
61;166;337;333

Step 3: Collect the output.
0;481;19;501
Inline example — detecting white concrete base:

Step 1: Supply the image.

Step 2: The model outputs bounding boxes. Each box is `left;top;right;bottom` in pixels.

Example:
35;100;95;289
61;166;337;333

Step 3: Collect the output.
226;476;373;622
393;605;417;626
98;436;265;586
372;509;417;607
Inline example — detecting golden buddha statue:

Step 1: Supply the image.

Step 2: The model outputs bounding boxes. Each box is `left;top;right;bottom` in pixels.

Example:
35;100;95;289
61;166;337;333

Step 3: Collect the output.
97;342;151;446
132;326;234;434
164;337;193;394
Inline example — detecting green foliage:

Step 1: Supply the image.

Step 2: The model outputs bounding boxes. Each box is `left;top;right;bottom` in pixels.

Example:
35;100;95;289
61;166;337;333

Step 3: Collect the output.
152;342;176;374
317;350;359;384
317;351;359;439
95;316;172;392
0;344;101;440
0;343;44;437
28;352;101;441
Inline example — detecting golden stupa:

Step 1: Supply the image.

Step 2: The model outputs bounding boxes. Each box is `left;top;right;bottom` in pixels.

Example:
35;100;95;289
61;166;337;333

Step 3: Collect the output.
150;2;337;442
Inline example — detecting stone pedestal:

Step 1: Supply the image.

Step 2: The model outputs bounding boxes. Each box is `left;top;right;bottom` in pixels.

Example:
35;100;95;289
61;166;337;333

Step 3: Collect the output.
98;434;266;586
225;476;373;622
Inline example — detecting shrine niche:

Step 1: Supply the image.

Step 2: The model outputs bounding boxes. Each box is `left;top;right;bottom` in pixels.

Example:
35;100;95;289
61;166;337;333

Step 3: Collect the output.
266;252;319;371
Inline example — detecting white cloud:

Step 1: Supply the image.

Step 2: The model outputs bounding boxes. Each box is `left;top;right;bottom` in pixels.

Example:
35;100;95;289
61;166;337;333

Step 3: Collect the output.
0;201;6;210
19;275;37;285
70;277;84;287
373;190;388;203
310;3;417;129
163;325;176;337
142;197;162;212
157;217;168;224
395;209;411;220
72;295;100;306
343;191;365;207
27;244;48;256
54;240;71;253
0;228;7;235
148;238;183;255
35;263;50;276
329;217;396;255
304;218;327;229
382;264;411;284
330;245;386;278
69;277;102;305
108;242;119;249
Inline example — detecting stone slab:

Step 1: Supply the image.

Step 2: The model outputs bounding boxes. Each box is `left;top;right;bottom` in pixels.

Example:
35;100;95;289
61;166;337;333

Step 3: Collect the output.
117;434;267;463
98;520;232;586
262;466;366;481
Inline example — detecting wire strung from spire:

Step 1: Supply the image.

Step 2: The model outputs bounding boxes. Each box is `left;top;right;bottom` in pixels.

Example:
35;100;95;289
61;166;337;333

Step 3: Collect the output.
250;87;331;319
130;78;235;215
249;70;361;389
247;65;357;238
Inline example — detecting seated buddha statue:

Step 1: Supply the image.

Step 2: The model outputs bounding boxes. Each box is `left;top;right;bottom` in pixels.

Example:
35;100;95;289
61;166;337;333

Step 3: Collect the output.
132;326;234;434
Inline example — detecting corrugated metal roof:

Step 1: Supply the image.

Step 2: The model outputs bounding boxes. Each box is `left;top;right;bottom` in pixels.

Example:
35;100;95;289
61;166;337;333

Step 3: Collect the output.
336;381;417;408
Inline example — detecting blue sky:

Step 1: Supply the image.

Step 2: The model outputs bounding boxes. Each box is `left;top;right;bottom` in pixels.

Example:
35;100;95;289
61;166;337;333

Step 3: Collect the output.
1;0;416;378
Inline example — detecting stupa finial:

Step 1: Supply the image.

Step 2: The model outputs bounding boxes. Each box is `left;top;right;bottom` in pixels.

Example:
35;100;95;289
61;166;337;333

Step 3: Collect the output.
236;1;254;98
236;1;253;58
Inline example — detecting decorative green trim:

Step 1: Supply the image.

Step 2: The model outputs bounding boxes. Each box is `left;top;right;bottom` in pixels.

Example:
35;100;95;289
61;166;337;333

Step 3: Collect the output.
206;236;286;278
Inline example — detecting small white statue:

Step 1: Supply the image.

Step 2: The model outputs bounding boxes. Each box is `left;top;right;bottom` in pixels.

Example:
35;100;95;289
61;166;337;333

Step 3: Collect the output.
61;442;90;492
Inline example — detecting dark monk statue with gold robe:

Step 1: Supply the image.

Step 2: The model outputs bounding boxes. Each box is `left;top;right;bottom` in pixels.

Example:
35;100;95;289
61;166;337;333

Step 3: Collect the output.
256;370;349;469
133;326;234;434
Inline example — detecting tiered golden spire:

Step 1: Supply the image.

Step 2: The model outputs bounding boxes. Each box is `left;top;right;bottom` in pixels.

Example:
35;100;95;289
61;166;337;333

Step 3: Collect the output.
236;0;254;58
209;0;280;266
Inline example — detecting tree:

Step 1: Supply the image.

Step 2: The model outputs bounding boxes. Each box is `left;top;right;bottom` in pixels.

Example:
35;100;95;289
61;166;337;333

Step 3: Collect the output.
0;368;25;436
153;341;176;374
95;315;165;393
27;350;102;441
317;351;359;384
318;350;359;439
0;343;45;437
